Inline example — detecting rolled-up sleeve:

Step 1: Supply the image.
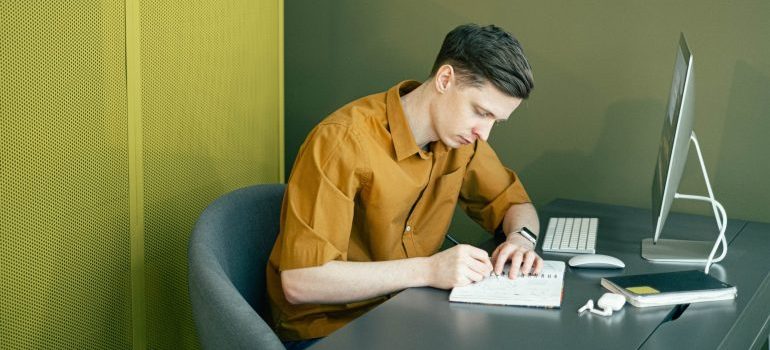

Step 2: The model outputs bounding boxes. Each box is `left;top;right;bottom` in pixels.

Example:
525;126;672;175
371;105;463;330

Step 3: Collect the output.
458;140;531;233
279;123;363;271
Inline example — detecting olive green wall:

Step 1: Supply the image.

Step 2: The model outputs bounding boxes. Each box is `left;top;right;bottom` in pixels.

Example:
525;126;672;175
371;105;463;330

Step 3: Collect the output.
286;0;770;244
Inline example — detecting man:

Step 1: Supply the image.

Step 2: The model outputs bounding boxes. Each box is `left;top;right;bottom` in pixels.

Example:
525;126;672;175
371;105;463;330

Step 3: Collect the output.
267;24;542;349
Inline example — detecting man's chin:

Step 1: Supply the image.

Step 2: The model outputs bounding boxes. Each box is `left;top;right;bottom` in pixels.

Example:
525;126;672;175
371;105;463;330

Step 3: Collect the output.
442;140;462;149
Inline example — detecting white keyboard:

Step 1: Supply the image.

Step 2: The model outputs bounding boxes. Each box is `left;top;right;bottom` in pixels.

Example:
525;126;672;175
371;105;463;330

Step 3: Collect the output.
541;217;598;254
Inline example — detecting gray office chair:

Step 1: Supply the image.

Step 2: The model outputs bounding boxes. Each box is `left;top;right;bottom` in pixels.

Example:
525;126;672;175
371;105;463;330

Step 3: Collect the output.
188;184;286;350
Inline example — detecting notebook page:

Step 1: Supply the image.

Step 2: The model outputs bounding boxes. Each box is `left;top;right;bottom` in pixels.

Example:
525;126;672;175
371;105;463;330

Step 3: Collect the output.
449;260;565;308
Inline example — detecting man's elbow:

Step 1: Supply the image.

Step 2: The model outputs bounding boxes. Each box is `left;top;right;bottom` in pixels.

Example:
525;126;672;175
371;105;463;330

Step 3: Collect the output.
281;270;307;305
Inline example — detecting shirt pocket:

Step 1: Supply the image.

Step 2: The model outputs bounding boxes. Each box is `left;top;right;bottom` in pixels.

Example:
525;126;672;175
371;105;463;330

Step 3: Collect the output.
411;167;465;254
419;166;464;225
434;167;465;203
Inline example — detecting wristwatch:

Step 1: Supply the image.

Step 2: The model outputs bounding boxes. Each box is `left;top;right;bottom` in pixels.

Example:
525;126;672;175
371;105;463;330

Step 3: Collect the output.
514;226;537;246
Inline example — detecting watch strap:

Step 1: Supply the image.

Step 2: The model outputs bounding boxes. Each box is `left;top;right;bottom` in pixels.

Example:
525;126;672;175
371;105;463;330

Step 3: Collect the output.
515;226;537;245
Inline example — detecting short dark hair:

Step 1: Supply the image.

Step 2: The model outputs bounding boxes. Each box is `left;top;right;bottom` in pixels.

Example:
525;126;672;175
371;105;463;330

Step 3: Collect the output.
430;24;534;99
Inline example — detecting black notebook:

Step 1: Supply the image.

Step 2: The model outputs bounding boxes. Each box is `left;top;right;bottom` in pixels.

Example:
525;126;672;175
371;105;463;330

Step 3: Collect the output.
601;270;737;307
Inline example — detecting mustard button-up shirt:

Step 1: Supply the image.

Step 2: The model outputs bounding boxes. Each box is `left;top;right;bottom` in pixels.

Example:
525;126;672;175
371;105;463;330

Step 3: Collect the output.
267;81;531;341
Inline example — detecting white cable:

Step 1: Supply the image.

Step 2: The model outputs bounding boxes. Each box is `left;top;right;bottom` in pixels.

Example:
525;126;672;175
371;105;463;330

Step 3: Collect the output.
690;132;724;230
666;132;728;274
673;193;728;273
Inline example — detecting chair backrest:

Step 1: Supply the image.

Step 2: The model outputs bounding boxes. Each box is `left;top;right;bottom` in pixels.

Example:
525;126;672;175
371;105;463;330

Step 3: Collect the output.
188;184;285;350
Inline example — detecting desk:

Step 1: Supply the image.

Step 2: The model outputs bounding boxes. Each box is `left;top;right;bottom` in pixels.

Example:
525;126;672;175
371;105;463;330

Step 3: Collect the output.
310;199;770;350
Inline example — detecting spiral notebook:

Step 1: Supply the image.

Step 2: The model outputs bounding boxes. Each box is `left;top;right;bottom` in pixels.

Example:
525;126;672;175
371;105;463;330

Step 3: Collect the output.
449;260;565;308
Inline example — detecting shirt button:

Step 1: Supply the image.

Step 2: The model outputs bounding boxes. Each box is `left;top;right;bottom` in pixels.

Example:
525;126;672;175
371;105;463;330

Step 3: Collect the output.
405;225;412;232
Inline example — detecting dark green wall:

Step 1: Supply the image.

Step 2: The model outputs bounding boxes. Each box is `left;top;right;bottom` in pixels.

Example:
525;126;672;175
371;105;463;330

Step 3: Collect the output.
286;0;770;244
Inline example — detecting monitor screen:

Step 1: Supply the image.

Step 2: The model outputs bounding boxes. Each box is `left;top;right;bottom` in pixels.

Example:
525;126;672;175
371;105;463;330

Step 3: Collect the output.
651;33;695;242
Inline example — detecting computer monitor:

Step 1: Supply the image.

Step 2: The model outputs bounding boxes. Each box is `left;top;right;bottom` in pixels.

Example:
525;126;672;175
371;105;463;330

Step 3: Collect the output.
642;33;728;273
651;34;695;243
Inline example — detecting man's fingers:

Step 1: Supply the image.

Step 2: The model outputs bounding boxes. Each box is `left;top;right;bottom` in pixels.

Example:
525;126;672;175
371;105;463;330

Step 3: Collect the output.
491;246;501;264
469;270;485;283
464;266;485;283
521;252;536;275
493;244;514;275
455;275;473;288
532;255;544;275
508;250;524;279
463;245;493;273
466;245;492;263
465;255;492;276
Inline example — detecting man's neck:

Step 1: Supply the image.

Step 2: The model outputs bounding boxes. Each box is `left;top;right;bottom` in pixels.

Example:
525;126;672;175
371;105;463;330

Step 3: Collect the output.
400;83;437;150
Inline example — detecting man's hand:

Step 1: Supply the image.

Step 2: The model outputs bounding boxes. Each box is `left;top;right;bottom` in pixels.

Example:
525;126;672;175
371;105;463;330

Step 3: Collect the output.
491;234;543;279
427;244;493;289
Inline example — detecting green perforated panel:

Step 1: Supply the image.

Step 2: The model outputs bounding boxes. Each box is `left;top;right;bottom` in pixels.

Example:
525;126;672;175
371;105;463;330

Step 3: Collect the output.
139;0;282;348
1;1;132;349
1;1;281;348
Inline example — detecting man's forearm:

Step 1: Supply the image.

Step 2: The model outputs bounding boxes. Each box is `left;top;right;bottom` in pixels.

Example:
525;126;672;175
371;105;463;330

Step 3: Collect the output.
502;202;540;239
281;257;432;305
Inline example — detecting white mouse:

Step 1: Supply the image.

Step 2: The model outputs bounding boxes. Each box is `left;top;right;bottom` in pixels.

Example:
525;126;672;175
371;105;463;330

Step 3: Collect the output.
568;254;625;269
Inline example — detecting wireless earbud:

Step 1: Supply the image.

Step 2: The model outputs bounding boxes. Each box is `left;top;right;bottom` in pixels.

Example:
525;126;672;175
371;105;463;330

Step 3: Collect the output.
589;307;613;316
578;293;626;317
577;299;594;313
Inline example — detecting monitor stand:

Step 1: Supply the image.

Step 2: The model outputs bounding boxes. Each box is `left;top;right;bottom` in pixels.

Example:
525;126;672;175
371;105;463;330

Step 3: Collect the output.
642;238;717;262
642;132;728;273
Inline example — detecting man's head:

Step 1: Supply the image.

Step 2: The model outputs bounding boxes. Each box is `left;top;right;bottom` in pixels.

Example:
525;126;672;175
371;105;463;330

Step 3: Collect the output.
425;24;534;148
430;24;534;100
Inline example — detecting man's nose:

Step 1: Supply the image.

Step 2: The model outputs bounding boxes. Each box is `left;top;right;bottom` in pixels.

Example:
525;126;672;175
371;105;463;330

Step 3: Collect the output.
473;120;494;142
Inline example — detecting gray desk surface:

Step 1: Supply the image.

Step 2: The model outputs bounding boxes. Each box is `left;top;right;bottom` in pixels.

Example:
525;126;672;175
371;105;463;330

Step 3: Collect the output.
641;222;770;350
310;199;768;350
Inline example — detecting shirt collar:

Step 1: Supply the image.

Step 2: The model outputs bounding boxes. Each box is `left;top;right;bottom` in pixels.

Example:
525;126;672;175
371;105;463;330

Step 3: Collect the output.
387;80;427;161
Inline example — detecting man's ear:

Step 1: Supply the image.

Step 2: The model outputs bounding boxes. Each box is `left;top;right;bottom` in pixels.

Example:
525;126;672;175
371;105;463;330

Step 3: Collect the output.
433;64;454;94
